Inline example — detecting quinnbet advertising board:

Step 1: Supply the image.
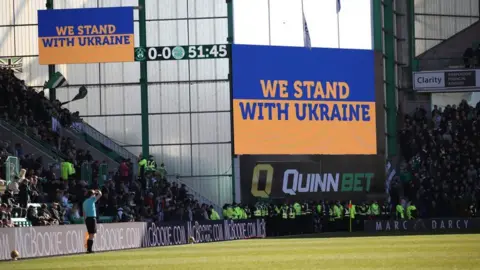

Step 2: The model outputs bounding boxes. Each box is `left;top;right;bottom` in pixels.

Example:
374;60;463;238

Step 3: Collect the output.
240;155;384;204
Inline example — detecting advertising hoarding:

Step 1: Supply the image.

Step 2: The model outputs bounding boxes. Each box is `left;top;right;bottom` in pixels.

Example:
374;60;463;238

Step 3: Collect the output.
239;155;385;204
0;219;266;261
413;70;480;92
364;218;480;233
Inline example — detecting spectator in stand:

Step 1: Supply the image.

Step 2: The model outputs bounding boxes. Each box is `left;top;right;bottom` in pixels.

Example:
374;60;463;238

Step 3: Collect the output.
119;159;130;183
398;100;480;218
26;205;44;226
464;47;474;68
0;203;9;222
1;189;15;207
1;66;214;225
463;45;480;68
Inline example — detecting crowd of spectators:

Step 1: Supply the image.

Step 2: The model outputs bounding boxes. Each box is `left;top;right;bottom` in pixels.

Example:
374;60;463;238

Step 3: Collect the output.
396;100;480;218
0;67;218;227
463;45;480;68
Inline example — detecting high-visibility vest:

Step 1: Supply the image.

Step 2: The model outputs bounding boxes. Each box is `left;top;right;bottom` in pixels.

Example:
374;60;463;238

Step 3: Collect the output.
288;208;295;219
350;205;356;219
293;203;302;215
371;203;380;215
245;208;251;218
396;204;405;219
138;159;147;174
261;207;268;216
406;205;416;220
358;205;367;216
210;210;220;220
147;160;156;170
344;206;350;217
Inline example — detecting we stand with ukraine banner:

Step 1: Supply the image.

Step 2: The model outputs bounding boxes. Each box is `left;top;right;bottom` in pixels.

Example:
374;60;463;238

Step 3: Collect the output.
232;45;376;155
37;7;134;65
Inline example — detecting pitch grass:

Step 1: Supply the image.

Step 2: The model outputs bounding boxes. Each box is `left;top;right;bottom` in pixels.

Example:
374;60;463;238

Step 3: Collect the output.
3;234;480;269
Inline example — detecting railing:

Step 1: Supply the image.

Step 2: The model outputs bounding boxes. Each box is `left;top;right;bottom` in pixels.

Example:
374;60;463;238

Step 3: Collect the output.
71;121;135;160
416;57;478;71
81;162;108;187
165;174;223;217
3;156;19;185
0;119;66;161
70;120;138;173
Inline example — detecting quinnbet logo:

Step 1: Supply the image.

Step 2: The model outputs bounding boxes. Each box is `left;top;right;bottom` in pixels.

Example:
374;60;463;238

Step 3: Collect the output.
251;164;373;198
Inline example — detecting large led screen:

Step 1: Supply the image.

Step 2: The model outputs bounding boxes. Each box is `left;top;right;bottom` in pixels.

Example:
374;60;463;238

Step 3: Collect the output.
232;44;377;155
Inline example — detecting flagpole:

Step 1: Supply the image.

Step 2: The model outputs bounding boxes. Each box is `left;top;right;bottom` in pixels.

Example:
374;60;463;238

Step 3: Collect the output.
349;200;352;233
337;12;340;48
301;0;305;47
268;0;272;45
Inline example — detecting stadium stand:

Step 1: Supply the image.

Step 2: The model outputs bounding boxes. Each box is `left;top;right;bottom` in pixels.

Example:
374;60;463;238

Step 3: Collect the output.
397;101;480;218
0;67;223;227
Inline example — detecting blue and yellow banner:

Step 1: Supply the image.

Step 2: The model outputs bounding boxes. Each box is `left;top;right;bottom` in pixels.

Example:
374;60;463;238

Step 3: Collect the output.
38;7;134;65
232;45;377;155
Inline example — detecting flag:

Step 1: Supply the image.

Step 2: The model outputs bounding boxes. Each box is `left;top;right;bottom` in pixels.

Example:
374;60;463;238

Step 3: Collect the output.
61;86;88;106
72;86;88;102
44;72;67;89
302;9;311;49
348;200;352;209
0;57;23;73
336;0;341;13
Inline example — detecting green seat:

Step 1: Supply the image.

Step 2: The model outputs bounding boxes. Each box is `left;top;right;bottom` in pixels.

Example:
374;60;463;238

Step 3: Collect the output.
70;217;85;224
11;218;32;227
98;216;114;223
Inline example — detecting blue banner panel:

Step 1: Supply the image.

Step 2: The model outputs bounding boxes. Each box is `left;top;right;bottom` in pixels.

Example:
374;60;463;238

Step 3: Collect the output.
232;44;376;155
37;7;134;64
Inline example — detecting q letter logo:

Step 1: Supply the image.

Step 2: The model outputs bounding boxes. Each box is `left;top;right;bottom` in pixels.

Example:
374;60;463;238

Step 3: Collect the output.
251;164;274;198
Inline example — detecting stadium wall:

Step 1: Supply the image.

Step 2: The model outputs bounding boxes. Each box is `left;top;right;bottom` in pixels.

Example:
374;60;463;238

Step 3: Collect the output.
414;0;479;56
0;0;233;207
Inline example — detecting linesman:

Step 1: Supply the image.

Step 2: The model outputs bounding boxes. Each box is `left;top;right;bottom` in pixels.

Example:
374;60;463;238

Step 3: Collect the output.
83;189;102;253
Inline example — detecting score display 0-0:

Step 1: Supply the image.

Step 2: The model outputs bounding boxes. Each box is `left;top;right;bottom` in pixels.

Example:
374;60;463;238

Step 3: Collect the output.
134;44;230;61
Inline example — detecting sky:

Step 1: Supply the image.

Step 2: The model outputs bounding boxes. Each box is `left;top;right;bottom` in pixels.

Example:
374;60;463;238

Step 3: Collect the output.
233;0;373;50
